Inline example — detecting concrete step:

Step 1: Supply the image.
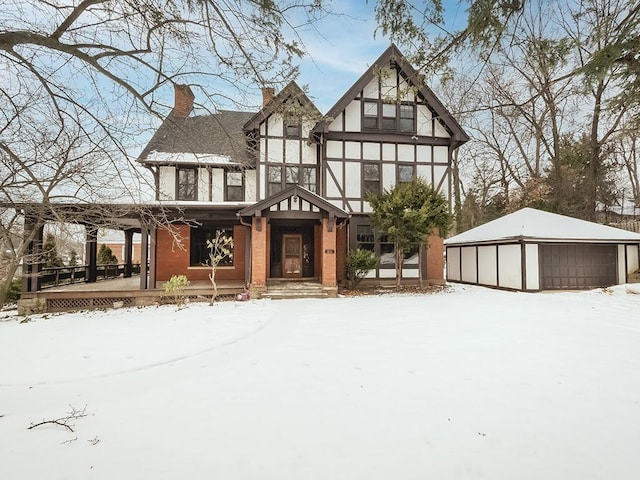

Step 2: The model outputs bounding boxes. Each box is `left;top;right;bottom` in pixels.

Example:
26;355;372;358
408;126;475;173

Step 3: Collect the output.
261;281;335;300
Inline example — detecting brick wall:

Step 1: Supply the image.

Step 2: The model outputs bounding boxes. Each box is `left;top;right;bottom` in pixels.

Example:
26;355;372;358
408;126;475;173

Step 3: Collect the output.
155;223;248;283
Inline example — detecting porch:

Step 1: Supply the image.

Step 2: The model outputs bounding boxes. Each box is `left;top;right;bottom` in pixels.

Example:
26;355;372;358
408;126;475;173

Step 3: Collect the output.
18;276;247;315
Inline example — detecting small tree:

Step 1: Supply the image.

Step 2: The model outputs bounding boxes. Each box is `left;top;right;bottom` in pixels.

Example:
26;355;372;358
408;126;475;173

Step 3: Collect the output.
345;248;378;289
368;178;452;288
43;233;64;268
97;244;118;265
206;230;234;304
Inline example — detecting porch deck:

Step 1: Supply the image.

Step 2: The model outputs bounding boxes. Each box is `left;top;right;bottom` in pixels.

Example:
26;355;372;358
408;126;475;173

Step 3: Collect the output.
19;277;248;315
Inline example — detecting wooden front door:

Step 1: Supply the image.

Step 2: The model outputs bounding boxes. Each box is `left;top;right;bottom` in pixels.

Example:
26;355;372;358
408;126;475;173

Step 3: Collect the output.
282;234;303;278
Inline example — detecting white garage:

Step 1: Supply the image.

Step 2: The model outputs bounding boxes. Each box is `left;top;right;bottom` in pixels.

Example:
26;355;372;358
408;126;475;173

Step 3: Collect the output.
445;208;640;291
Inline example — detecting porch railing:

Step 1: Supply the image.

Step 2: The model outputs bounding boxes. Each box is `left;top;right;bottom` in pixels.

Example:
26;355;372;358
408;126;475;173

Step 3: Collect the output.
40;263;141;288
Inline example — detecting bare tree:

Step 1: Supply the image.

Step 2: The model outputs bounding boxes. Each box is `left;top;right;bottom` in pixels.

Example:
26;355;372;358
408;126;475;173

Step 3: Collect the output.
0;0;332;306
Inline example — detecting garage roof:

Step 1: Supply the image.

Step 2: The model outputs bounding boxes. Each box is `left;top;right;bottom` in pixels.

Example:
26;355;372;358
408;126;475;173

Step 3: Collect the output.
445;207;640;245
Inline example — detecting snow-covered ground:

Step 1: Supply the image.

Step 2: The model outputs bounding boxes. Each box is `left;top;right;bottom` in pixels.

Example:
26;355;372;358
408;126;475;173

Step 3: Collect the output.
1;284;640;480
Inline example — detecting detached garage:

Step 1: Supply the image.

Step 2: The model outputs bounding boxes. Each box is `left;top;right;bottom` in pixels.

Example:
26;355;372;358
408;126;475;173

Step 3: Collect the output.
445;208;640;291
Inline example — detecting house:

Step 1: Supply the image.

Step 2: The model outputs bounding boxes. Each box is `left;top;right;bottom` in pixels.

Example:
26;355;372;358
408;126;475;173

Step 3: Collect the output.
445;207;640;291
98;229;142;264
136;44;468;295
14;44;467;301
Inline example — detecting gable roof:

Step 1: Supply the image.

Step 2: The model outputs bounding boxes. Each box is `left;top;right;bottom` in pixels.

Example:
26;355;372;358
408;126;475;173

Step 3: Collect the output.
238;184;349;219
445;207;640;245
138;110;256;167
243;81;321;132
311;44;469;146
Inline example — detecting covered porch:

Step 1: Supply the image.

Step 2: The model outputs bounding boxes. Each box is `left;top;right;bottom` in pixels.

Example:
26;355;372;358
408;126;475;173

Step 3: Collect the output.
238;185;350;297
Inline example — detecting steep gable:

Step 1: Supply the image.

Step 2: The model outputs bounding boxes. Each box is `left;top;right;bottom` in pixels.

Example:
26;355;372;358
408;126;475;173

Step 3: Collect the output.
243;81;321;134
312;44;468;147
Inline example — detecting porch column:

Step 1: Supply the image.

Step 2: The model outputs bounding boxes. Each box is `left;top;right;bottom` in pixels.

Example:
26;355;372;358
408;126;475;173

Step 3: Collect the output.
123;229;134;278
22;217;43;293
425;232;445;284
250;217;267;290
85;227;98;283
149;227;157;289
321;216;337;287
139;227;149;290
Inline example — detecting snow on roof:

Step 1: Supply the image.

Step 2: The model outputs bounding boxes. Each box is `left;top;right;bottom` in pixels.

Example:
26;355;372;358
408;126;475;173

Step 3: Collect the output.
445;207;640;245
144;151;243;166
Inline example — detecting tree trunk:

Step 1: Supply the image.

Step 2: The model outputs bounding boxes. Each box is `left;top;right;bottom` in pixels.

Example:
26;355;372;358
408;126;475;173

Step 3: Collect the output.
209;268;218;305
395;241;403;288
418;242;426;288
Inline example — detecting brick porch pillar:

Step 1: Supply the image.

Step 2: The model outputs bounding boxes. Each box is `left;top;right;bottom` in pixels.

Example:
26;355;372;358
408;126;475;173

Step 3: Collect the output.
425;233;445;284
250;217;267;294
321;217;337;287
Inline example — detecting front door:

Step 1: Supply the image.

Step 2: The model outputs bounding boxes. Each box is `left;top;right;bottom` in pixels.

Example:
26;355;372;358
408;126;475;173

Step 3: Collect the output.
282;234;303;278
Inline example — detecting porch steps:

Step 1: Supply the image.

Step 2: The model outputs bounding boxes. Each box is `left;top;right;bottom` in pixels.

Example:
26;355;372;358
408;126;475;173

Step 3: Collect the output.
262;281;335;300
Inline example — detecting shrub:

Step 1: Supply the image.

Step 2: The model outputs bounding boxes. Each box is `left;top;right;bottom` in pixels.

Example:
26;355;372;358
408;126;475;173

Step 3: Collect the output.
7;278;21;302
97;244;118;264
346;248;377;289
163;274;190;306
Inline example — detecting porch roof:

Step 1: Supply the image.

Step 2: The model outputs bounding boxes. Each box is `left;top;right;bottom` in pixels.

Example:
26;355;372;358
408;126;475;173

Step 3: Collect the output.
238;185;350;220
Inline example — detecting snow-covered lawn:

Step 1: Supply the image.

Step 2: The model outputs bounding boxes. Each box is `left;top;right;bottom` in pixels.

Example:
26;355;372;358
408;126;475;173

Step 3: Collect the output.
1;284;640;480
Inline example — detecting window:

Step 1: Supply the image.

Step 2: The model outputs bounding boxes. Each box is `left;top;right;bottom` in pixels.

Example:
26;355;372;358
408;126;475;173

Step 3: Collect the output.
190;226;234;267
363;102;378;129
267;165;317;196
177;168;197;201
267;166;282;197
398;164;415;184
300;167;317;193
285;166;299;188
285;118;301;138
382;103;397;130
363;163;380;195
225;171;244;201
399;104;415;132
356;225;375;252
362;100;416;133
379;234;395;265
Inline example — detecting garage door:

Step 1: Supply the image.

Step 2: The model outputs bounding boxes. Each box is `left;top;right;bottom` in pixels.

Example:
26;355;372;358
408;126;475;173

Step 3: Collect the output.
540;244;617;290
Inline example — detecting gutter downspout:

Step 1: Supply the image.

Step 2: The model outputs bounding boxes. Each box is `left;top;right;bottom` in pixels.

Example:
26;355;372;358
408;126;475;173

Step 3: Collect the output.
237;213;253;286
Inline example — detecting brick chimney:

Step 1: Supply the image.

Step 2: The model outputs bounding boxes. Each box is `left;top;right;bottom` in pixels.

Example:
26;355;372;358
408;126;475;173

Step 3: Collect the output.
173;84;194;117
262;87;275;107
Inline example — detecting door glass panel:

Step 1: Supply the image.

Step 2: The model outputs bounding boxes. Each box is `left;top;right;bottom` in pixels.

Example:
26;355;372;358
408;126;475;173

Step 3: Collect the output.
285;237;300;255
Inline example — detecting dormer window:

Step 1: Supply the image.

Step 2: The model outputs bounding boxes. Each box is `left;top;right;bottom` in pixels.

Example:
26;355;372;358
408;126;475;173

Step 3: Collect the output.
362;100;416;133
177;168;197;201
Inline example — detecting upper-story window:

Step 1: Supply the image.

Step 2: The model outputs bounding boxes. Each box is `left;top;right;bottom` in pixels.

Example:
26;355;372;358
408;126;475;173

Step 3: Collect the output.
225;171;244;201
363;163;381;195
362;100;415;133
285;114;301;138
267;166;282;197
177;168;197;201
267;165;317;196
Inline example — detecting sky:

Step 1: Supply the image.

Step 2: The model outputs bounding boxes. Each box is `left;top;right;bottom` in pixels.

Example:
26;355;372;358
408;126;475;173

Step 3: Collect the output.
2;284;640;479
189;0;470;115
292;0;469;113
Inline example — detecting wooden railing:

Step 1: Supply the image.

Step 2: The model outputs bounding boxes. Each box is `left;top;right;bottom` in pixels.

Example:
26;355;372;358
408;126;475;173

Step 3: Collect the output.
40;263;141;288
